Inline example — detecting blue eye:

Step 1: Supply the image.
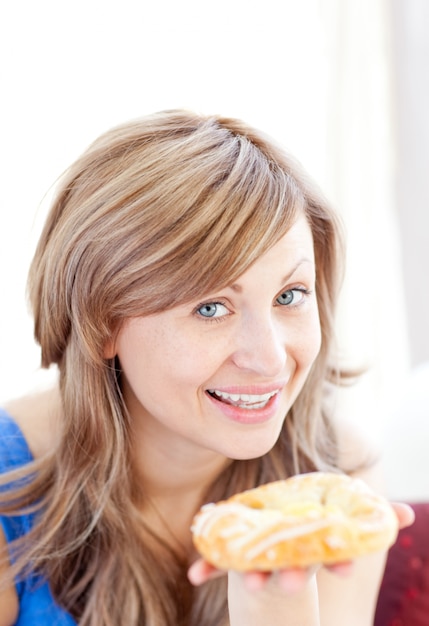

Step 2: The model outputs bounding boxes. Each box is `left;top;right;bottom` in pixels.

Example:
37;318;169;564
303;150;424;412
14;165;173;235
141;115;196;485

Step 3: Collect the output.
276;289;306;306
196;302;229;318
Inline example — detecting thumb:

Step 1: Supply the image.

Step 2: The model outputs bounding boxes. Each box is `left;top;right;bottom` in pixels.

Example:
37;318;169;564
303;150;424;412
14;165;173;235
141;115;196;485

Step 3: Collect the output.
188;558;225;586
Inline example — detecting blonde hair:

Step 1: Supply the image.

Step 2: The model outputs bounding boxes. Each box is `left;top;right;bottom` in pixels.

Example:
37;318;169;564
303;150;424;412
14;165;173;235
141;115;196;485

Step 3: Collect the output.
1;110;345;625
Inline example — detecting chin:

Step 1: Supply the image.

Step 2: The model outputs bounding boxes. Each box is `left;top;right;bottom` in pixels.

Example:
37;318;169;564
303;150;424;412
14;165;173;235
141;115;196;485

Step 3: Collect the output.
224;437;279;461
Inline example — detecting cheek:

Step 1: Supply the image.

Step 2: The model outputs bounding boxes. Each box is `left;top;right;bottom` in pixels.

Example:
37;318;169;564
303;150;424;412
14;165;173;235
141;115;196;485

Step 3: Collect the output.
116;320;225;395
114;322;163;389
295;311;322;368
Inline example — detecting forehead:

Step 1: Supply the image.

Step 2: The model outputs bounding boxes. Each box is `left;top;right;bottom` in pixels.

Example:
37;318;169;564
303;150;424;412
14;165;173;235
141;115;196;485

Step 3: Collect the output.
231;216;315;281
251;214;315;267
189;216;315;302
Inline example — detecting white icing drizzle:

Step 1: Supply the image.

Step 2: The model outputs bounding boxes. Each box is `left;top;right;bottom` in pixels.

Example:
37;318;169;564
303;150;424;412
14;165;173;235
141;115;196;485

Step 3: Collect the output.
218;522;250;538
243;519;333;560
324;535;347;549
192;502;258;538
227;517;287;552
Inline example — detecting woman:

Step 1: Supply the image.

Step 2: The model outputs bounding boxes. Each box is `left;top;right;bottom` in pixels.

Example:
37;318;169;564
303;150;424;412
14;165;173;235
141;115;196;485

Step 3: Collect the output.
0;110;412;625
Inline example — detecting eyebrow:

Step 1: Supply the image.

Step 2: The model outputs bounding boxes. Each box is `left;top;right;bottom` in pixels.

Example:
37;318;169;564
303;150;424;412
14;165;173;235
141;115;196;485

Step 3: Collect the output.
228;258;315;293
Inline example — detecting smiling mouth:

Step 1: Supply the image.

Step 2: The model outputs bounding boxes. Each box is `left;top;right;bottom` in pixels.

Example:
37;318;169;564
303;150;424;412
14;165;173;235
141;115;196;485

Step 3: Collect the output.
206;389;279;410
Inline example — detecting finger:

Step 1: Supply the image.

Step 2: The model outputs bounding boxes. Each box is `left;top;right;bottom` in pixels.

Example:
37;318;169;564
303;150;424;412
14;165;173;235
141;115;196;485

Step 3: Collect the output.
243;571;271;591
325;560;354;576
187;559;225;586
391;502;415;529
277;567;316;593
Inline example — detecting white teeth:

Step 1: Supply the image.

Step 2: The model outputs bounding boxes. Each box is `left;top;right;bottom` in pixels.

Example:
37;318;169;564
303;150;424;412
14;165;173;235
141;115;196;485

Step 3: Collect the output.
208;389;279;409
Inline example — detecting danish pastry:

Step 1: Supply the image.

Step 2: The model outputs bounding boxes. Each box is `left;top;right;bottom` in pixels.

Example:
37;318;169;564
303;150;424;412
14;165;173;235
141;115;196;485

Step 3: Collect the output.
191;472;398;570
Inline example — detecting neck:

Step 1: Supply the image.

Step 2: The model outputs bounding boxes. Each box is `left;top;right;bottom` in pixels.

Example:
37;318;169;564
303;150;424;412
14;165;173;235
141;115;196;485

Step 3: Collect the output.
132;427;231;505
129;413;232;552
132;431;231;561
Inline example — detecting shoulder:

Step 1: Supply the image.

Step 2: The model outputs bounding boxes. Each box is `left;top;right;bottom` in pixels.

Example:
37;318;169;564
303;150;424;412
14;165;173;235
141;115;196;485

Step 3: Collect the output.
0;528;19;626
0;386;62;626
3;386;61;460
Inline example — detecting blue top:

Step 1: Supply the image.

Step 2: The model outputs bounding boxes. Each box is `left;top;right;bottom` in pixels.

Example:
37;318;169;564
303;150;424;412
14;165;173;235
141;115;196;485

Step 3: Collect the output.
0;409;76;625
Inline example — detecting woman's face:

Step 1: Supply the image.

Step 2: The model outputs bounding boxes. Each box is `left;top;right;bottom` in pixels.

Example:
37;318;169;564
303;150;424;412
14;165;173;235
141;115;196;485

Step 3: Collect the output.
111;214;321;461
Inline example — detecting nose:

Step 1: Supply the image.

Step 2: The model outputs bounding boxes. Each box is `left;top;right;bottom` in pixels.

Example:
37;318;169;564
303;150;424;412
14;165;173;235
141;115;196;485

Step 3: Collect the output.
231;312;287;377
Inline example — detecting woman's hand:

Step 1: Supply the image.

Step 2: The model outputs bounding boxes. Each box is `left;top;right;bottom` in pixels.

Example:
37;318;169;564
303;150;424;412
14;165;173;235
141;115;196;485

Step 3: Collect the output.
188;560;323;625
188;559;321;625
188;557;352;592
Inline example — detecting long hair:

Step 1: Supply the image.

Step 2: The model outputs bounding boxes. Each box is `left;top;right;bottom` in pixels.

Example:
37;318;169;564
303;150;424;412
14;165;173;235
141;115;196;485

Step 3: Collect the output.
0;110;345;625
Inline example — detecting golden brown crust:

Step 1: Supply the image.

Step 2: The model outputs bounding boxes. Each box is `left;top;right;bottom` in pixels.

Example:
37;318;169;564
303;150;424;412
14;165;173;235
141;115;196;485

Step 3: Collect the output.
191;472;399;570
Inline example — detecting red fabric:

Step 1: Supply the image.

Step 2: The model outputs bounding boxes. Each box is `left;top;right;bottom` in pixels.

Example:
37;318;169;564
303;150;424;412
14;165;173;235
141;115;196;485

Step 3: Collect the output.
374;503;429;626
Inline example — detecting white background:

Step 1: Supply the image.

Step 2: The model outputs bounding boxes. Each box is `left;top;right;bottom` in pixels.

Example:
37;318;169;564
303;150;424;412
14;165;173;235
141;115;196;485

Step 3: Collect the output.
1;0;428;500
